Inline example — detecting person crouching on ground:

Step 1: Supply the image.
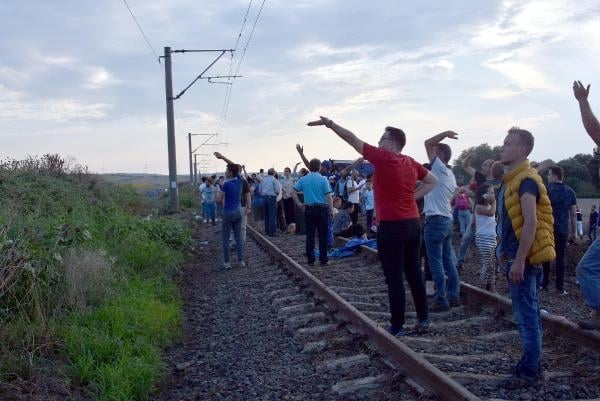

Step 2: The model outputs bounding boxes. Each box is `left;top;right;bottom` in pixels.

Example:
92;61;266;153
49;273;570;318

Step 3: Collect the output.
333;202;367;239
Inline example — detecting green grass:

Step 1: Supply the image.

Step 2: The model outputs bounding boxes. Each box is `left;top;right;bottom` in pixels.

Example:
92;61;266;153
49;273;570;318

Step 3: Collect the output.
61;277;181;401
0;155;189;400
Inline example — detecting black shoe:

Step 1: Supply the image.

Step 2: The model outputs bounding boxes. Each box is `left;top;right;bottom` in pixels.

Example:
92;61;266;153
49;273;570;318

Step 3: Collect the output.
449;299;462;308
307;260;315;267
320;261;329;266
499;374;542;389
429;301;450;312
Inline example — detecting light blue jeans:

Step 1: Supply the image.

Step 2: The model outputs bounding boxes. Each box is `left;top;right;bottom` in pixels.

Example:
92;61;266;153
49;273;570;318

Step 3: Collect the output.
506;261;543;379
457;221;474;264
457;209;472;236
576;238;600;310
222;209;243;263
423;215;460;306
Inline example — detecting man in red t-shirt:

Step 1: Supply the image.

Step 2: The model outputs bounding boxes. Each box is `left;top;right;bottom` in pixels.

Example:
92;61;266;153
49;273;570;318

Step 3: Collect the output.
308;116;438;336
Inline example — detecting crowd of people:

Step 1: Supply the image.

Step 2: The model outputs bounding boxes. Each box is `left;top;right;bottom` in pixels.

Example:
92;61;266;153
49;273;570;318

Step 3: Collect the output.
196;80;600;389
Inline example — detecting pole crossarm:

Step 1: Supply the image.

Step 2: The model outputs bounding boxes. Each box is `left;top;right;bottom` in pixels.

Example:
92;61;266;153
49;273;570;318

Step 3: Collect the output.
171;49;240;100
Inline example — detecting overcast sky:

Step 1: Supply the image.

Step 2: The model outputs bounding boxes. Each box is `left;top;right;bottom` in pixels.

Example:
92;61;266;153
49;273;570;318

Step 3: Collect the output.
1;0;599;175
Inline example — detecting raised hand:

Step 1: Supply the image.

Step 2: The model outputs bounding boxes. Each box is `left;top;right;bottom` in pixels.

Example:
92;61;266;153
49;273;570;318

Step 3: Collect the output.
307;116;333;127
296;144;304;153
214;152;223;159
444;131;459;140
573;80;590;102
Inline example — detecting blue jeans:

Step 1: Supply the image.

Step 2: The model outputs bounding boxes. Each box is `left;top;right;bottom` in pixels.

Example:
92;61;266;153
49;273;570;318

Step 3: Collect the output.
263;195;277;236
201;201;207;219
506;261;543;379
457;222;474;264
204;201;216;224
457;209;471;236
222;209;243;263
423;215;460;306
576;238;600;310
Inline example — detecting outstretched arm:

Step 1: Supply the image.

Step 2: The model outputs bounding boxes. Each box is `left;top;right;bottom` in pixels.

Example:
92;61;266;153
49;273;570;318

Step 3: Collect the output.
307;117;365;155
296;144;310;168
573;81;600;146
424;131;458;162
214;151;236;166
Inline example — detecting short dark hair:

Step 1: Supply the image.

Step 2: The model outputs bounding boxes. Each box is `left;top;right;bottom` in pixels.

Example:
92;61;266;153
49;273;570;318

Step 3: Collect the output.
309;158;321;172
385;126;406;150
284;167;291;173
437;143;452;164
508;127;534;156
268;168;275;176
300;168;309;176
475;184;491;206
201;176;206;183
549;166;564;181
227;163;240;176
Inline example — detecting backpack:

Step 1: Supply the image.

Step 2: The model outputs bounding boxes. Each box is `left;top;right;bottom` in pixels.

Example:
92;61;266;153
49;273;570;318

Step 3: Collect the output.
455;193;469;210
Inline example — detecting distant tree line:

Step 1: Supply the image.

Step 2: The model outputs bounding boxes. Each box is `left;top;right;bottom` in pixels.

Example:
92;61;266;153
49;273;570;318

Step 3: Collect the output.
452;143;600;198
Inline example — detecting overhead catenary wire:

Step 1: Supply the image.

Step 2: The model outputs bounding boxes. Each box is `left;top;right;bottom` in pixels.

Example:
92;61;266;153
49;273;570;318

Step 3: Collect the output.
217;0;267;134
121;0;161;63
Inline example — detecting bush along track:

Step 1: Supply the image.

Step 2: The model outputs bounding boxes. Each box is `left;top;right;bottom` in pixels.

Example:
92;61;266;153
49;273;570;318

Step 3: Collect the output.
0;155;190;401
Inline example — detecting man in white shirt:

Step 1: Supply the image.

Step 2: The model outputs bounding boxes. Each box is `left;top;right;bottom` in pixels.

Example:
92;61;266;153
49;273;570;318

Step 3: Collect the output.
423;131;461;312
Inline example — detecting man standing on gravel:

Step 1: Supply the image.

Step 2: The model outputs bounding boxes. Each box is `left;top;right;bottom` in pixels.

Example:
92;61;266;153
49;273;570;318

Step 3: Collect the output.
291;158;333;266
213;157;247;269
423;131;461;312
496;128;555;389
307;116;438;337
573;80;600;330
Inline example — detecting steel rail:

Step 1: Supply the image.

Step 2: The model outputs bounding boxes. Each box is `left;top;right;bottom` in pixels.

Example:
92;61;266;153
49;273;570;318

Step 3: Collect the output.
248;225;482;401
337;237;600;351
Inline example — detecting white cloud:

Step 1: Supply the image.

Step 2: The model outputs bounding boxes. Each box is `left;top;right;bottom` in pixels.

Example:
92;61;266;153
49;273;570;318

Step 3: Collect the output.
0;66;30;85
83;67;118;89
476;87;523;99
0;98;112;122
484;59;555;91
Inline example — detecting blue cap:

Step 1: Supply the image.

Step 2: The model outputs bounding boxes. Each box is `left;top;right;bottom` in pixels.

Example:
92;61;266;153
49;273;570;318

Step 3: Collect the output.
321;160;331;169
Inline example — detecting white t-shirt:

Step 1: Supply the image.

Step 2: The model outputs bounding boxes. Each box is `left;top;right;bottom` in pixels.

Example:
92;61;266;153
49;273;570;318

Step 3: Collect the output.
347;179;360;204
423;157;457;218
199;183;207;201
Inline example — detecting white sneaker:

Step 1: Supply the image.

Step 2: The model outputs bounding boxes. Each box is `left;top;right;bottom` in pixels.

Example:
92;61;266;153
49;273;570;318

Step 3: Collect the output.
223;262;231;270
239;261;246;268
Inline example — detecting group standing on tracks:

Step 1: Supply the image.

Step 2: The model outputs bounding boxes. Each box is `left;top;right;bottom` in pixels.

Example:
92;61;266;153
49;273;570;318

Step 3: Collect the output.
196;80;600;390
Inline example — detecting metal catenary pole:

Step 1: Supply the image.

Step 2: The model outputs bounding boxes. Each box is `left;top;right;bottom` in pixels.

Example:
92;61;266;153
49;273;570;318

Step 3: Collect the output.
188;132;194;187
164;46;178;212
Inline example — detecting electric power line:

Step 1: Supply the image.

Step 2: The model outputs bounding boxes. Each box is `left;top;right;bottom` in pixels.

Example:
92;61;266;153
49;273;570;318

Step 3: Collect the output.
217;0;267;133
122;0;161;63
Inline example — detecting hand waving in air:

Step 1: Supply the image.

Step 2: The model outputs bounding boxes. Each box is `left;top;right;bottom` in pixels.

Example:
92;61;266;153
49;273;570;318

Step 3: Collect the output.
573;80;590;102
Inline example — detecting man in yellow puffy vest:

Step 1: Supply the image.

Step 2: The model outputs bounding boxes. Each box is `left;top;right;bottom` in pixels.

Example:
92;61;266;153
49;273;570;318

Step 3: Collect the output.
496;127;555;389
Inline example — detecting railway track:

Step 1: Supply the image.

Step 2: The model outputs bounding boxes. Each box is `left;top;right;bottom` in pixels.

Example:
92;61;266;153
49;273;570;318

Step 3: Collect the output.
247;223;600;401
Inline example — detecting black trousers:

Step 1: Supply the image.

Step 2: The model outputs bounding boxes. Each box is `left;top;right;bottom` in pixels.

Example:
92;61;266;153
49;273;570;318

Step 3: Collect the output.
305;205;329;264
542;230;568;291
377;218;428;328
283;197;296;225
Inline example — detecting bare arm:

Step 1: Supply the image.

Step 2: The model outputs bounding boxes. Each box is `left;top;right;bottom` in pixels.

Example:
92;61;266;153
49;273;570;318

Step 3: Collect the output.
341;157;363;177
570;205;577;239
475;200;496;217
414;172;438;200
245;191;251;214
510;193;537;283
424;131;459;162
463;153;476;177
296;144;310;168
326;193;333;217
291;188;304;210
293;162;301;175
307;117;365;155
214;151;236;165
573;81;600;146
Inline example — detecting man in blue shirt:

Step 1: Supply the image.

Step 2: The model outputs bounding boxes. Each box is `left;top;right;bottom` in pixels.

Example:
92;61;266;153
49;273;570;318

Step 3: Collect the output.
542;166;576;294
214;157;245;269
292;158;333;266
259;168;282;237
